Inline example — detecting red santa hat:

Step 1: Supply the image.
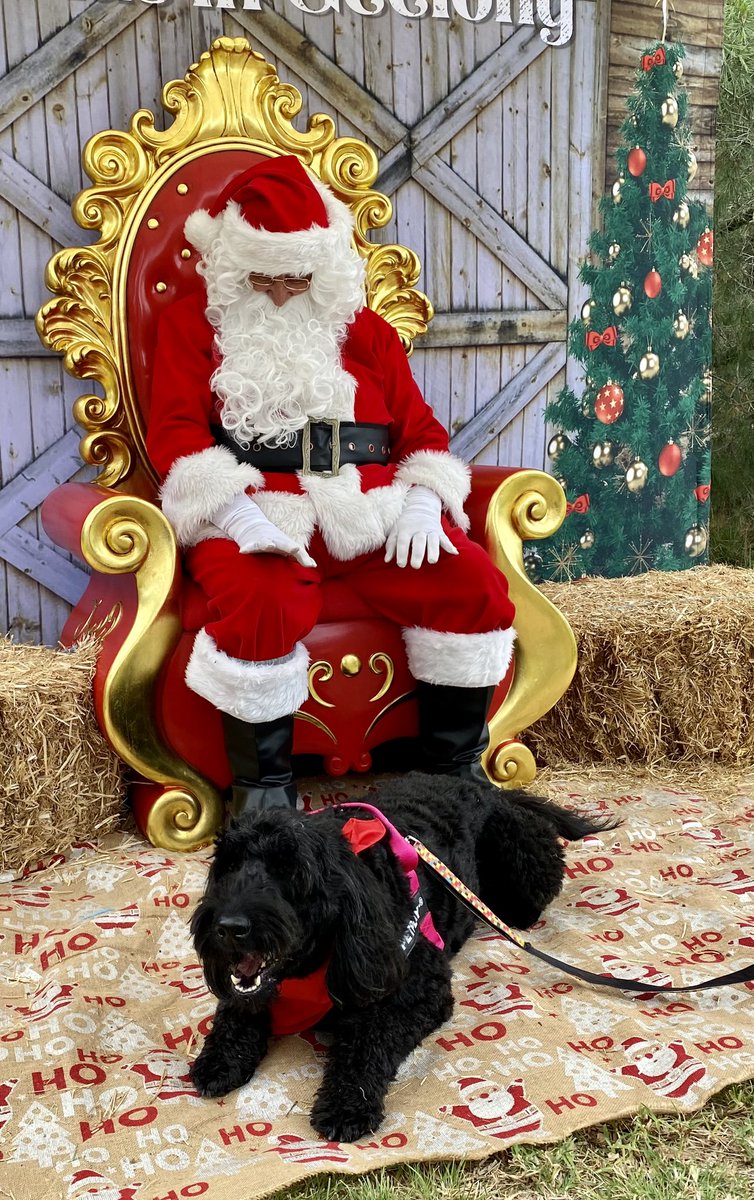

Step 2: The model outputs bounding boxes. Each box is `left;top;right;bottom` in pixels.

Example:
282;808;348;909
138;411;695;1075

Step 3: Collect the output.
184;154;357;278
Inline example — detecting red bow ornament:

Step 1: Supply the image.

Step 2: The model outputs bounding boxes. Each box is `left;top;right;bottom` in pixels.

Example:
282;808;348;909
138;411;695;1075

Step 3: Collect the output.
642;47;667;70
694;484;711;503
649;179;677;202
566;494;590;516
586;326;618;352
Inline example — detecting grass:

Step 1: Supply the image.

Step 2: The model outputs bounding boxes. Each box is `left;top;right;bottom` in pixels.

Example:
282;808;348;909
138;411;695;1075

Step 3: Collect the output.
711;0;754;565
279;1079;754;1199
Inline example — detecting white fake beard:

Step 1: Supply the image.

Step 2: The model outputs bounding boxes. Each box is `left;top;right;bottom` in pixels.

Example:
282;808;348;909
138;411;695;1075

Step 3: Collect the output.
206;278;361;449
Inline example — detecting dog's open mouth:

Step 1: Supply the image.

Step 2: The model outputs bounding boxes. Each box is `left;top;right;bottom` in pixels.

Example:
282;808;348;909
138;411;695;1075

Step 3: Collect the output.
229;952;276;996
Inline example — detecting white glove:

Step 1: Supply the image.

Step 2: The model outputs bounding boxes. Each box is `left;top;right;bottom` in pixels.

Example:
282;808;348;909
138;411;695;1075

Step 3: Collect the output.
214;493;316;568
384;485;459;569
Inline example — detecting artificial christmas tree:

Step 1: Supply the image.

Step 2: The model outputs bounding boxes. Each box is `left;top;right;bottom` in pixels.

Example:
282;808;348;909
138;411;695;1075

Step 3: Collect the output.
537;41;713;581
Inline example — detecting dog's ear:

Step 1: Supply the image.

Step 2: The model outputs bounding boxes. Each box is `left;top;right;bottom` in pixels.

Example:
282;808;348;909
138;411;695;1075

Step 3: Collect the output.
326;856;407;1008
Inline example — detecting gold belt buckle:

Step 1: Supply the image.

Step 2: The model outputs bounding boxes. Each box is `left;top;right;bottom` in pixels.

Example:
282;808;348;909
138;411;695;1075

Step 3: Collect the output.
302;418;341;477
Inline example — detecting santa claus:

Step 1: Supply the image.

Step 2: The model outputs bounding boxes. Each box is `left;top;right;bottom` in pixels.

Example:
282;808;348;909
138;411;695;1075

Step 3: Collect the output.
147;155;515;813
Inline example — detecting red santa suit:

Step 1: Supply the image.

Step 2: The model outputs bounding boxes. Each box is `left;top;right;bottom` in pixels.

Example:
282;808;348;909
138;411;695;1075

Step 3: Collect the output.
146;156;515;729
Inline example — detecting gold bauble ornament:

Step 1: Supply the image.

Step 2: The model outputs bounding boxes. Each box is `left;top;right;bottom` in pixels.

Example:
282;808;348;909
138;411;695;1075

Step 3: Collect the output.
547;432;569;460
673;312;690;340
608;241;621;261
592;440;616;468
612;178;623;204
684;524;708;559
579;528;595;550
612;285;633;316
661;96;679;128
626;459;649;492
687;150;698;182
639;351;660;379
582;400;593;418
673;201;690;229
673;60;684;79
581;299;595;323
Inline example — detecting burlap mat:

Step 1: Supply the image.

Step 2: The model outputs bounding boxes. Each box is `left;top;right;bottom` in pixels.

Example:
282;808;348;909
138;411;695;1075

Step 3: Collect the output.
3;774;754;1200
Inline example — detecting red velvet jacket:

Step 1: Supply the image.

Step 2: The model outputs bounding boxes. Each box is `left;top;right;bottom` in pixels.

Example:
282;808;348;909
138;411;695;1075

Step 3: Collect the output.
146;291;471;560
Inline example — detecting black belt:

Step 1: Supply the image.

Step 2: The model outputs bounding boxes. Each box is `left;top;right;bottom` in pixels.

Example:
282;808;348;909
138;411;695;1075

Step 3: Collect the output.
210;420;390;475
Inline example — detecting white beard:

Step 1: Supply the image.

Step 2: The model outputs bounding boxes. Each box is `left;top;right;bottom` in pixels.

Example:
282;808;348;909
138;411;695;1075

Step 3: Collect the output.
202;257;365;448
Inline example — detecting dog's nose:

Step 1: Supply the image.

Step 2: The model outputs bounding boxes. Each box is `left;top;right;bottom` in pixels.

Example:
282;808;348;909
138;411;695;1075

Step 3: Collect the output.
216;914;251;941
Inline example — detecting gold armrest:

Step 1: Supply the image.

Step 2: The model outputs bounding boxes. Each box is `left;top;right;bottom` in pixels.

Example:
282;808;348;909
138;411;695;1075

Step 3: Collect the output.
81;494;223;850
481;471;577;787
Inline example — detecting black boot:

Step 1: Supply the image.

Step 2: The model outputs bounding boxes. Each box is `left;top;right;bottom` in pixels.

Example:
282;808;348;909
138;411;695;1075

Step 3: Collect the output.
221;712;298;816
416;682;496;782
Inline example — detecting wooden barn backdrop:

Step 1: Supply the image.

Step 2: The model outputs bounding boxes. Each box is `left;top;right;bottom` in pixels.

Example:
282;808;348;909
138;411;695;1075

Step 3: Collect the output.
0;0;722;645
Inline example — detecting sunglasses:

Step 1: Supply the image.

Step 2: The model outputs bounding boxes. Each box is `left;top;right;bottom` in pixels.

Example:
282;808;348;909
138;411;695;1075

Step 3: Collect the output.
247;273;312;294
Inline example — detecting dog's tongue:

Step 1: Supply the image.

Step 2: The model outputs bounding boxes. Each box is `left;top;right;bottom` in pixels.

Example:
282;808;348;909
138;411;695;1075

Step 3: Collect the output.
236;952;263;978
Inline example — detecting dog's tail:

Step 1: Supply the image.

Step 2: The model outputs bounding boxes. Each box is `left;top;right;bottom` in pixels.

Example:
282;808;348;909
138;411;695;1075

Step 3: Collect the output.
475;793;619;932
509;793;619;844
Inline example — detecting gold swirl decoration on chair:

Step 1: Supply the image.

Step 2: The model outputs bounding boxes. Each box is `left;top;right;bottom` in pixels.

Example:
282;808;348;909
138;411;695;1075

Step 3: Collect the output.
80;496;223;851
36;36;432;489
482;471;577;788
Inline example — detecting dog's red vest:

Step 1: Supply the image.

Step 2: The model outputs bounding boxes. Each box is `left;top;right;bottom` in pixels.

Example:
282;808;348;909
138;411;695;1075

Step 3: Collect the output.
269;810;443;1036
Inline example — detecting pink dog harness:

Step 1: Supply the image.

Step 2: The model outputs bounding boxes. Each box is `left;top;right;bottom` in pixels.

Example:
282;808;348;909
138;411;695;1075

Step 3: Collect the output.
269;803;443;1036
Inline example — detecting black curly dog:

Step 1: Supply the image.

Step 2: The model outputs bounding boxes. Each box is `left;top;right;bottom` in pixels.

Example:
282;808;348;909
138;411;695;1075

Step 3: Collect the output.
190;772;612;1142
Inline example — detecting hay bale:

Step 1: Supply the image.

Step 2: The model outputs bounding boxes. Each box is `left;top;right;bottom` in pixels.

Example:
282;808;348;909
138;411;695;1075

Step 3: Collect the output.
526;565;754;768
0;638;125;873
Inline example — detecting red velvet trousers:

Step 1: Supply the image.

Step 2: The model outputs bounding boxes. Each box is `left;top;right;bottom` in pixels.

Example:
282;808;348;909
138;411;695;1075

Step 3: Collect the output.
184;526;514;663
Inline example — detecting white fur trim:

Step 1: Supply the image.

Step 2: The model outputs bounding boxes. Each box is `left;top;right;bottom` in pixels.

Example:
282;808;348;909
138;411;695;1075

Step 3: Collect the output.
395;450;471;531
403;626;516;687
254;491;317;548
159;445;264;548
184;170;357;278
299;464;408;560
185;630;310;721
184;209;216;257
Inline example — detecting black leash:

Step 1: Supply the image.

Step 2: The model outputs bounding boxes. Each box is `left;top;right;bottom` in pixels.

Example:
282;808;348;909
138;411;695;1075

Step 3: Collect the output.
407;835;754;995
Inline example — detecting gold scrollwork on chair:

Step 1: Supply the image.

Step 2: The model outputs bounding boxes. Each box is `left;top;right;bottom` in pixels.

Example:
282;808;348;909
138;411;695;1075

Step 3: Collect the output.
80;494;224;851
36;36;432;491
308;661;335;708
72;600;123;644
482;471;577;789
368;652;395;703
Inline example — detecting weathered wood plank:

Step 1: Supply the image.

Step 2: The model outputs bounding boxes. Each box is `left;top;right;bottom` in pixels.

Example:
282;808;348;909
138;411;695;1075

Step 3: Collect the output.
0;149;81;247
0;0;142;136
425;309;566;350
0;318;52;357
0;429;81;537
233;8;406;152
415;157;567;310
447;26;478;460
412;26;548;168
450;342;567;461
0;525;88;607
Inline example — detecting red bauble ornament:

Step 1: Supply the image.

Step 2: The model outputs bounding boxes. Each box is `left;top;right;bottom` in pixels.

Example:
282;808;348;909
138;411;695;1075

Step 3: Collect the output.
628;146;647;177
658;440;682;476
594;382;625;425
644;268;662;298
695;484;711;503
697;229;714;267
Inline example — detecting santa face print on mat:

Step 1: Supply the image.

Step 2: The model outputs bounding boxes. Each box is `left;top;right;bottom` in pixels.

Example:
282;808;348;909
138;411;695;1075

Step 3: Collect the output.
440;1076;543;1140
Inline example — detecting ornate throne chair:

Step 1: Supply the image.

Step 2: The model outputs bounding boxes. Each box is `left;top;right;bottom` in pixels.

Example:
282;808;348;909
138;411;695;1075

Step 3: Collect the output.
38;38;576;853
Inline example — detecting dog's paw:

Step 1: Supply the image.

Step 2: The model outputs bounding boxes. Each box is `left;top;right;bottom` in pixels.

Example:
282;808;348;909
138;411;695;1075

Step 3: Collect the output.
190;1049;255;1099
310;1086;385;1144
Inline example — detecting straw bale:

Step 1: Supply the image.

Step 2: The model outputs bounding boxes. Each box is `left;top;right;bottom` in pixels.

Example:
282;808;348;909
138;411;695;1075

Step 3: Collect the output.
0;637;125;873
525;565;754;769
